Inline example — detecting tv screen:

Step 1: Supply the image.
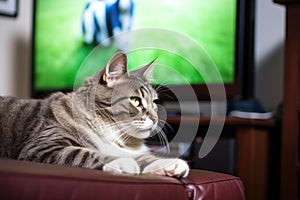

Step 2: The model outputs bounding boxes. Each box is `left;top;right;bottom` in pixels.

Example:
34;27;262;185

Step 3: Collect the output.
32;0;253;99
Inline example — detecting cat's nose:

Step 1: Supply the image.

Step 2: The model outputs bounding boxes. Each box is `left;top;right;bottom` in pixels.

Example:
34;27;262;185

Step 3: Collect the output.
146;108;158;123
148;112;158;123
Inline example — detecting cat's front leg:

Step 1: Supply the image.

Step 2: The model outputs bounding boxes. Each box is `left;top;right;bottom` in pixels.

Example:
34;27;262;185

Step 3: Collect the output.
103;157;140;175
18;139;140;175
137;154;189;178
142;158;189;178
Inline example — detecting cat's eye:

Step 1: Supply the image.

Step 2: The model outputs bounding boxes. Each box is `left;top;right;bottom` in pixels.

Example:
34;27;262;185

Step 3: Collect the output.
130;97;142;107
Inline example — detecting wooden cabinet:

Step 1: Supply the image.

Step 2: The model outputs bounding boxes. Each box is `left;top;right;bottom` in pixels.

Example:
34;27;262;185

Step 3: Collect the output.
273;1;300;199
166;116;276;200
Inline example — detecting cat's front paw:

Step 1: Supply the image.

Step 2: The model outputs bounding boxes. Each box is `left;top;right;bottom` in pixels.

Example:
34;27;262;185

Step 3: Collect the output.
103;158;140;175
142;159;189;178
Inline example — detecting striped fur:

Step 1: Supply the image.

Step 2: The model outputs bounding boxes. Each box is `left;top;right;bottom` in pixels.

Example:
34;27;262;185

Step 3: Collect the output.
0;52;189;177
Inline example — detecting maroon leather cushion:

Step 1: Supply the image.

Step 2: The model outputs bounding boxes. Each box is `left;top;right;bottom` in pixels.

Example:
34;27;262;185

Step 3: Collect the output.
182;170;245;200
0;159;245;200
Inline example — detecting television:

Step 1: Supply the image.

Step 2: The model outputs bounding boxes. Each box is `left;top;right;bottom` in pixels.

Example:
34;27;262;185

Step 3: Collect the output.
31;0;255;101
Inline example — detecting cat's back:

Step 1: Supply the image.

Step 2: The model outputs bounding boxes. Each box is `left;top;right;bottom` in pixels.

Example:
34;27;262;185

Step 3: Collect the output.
0;96;43;124
0;95;49;132
0;96;43;158
0;93;66;129
0;94;65;158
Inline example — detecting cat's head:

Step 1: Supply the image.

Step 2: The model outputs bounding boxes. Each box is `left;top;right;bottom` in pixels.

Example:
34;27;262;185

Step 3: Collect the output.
85;51;159;140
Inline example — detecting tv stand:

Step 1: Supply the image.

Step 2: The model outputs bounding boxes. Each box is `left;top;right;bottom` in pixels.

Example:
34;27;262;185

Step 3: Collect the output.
166;115;276;200
162;101;226;117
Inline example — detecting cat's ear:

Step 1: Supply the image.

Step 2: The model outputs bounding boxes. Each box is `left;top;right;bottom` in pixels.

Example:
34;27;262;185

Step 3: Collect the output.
102;51;128;87
131;58;157;77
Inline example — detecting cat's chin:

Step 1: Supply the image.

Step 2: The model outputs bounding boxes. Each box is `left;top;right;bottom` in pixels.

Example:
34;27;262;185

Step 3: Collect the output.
126;130;151;139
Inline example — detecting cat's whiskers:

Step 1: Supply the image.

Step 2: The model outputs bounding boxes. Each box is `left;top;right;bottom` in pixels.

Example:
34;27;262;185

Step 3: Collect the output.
153;81;170;92
153;82;178;101
153;79;170;87
156;121;170;154
92;106;167;150
106;121;135;141
105;119;169;150
160;119;174;133
98;120;132;130
153;85;166;93
111;126;141;148
147;78;157;83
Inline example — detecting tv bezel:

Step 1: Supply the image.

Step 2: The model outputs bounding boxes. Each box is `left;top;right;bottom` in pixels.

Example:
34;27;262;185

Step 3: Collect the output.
30;0;255;101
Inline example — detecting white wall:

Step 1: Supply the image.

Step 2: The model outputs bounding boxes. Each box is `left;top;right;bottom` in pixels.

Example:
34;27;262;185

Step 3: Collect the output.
0;0;286;110
254;0;285;110
0;0;32;98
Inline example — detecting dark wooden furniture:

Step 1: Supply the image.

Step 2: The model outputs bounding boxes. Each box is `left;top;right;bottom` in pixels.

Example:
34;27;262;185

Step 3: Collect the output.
273;1;300;199
167;116;276;200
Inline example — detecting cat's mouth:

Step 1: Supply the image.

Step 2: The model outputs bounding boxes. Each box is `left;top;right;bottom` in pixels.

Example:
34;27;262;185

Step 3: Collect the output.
132;131;151;139
137;118;158;132
124;119;157;139
139;121;153;131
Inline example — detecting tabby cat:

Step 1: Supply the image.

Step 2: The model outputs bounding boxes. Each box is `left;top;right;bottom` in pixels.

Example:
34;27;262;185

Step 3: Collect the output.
0;52;189;178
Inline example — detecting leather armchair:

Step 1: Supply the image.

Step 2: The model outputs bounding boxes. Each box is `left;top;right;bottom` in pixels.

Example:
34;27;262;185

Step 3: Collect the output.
0;158;245;200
